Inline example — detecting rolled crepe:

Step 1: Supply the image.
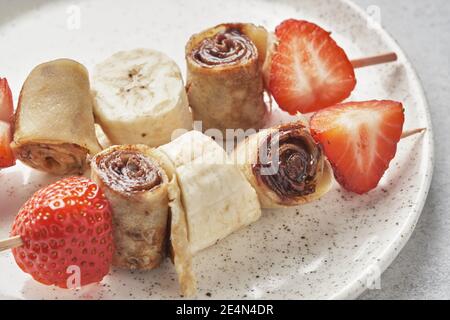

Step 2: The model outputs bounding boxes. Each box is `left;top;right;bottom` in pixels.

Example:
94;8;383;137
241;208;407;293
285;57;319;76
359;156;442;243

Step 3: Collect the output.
232;122;333;208
186;23;270;133
90;145;196;296
91;145;170;270
92;49;193;147
12;59;101;175
158;131;262;254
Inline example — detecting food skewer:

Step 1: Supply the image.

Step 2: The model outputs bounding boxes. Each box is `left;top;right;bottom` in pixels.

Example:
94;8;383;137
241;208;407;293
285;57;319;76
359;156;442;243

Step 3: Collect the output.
182;19;400;131
0;126;427;252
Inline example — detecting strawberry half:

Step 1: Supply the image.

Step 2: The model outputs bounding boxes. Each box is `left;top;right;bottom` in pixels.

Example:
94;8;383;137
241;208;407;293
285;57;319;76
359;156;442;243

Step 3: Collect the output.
0;78;15;168
269;19;356;115
0;78;14;123
11;177;114;288
0;122;14;168
310;100;405;194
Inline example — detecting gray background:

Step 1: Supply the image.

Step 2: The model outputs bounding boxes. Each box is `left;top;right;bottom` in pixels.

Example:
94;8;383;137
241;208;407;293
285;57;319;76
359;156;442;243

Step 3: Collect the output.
353;0;450;300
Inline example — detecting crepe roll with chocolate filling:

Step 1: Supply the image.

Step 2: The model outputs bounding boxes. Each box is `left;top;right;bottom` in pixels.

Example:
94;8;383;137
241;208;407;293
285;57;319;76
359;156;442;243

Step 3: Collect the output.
91;145;196;296
91;145;172;271
232;122;333;208
186;23;270;133
12;59;101;175
158;131;261;254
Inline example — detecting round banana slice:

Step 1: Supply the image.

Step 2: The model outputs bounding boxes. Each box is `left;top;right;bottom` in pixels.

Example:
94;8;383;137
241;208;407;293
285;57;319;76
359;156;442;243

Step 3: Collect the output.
92;49;193;147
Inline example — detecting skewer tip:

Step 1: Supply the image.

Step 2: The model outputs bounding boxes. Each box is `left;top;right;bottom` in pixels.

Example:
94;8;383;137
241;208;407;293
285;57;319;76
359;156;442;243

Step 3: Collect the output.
0;236;23;252
401;128;427;140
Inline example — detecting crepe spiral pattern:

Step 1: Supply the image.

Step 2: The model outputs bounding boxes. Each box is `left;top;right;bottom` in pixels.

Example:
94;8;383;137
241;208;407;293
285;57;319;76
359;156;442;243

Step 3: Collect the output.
192;29;256;67
233;122;334;208
95;150;162;194
253;124;324;199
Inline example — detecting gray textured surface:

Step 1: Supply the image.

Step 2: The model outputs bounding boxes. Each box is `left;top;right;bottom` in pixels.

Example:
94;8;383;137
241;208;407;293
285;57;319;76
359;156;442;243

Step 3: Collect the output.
353;0;450;300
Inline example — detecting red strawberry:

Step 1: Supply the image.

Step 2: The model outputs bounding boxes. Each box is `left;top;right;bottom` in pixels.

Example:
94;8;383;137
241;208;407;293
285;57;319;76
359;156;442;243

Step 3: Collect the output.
310;100;405;194
269;19;356;115
11;176;114;288
0;78;15;168
0;78;14;123
0;122;14;168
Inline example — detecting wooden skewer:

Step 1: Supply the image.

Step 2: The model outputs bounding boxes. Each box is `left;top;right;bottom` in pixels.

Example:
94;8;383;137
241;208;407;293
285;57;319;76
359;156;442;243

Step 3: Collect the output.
351;52;398;69
0;235;22;252
401;128;427;139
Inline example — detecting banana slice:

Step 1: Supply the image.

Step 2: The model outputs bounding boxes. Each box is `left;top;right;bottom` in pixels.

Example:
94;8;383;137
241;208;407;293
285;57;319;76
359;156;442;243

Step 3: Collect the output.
158;131;262;254
92;49;193;147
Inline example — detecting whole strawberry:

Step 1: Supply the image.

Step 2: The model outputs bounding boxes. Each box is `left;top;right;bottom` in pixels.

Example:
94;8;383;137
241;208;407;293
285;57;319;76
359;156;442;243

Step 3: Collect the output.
10;176;114;288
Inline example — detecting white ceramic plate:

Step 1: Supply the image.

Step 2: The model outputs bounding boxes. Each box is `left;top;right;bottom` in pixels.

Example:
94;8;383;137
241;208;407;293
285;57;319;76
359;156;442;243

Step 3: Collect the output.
0;0;434;300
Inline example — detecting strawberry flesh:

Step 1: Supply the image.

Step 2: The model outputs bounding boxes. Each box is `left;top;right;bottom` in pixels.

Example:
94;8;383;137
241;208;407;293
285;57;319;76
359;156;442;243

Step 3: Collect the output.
0;78;15;168
310;100;405;194
269;19;356;115
0;122;15;168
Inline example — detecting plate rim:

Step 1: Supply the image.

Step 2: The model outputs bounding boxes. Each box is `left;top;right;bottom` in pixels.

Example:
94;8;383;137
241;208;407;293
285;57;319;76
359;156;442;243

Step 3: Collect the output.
330;0;435;300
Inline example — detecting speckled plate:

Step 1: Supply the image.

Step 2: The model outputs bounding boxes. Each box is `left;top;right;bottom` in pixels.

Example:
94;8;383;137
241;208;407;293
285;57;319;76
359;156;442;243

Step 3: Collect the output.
0;0;434;300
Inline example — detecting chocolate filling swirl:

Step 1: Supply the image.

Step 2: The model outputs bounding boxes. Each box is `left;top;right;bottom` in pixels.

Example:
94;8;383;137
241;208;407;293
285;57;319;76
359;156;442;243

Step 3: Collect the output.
253;125;324;199
192;27;257;67
96;150;162;195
